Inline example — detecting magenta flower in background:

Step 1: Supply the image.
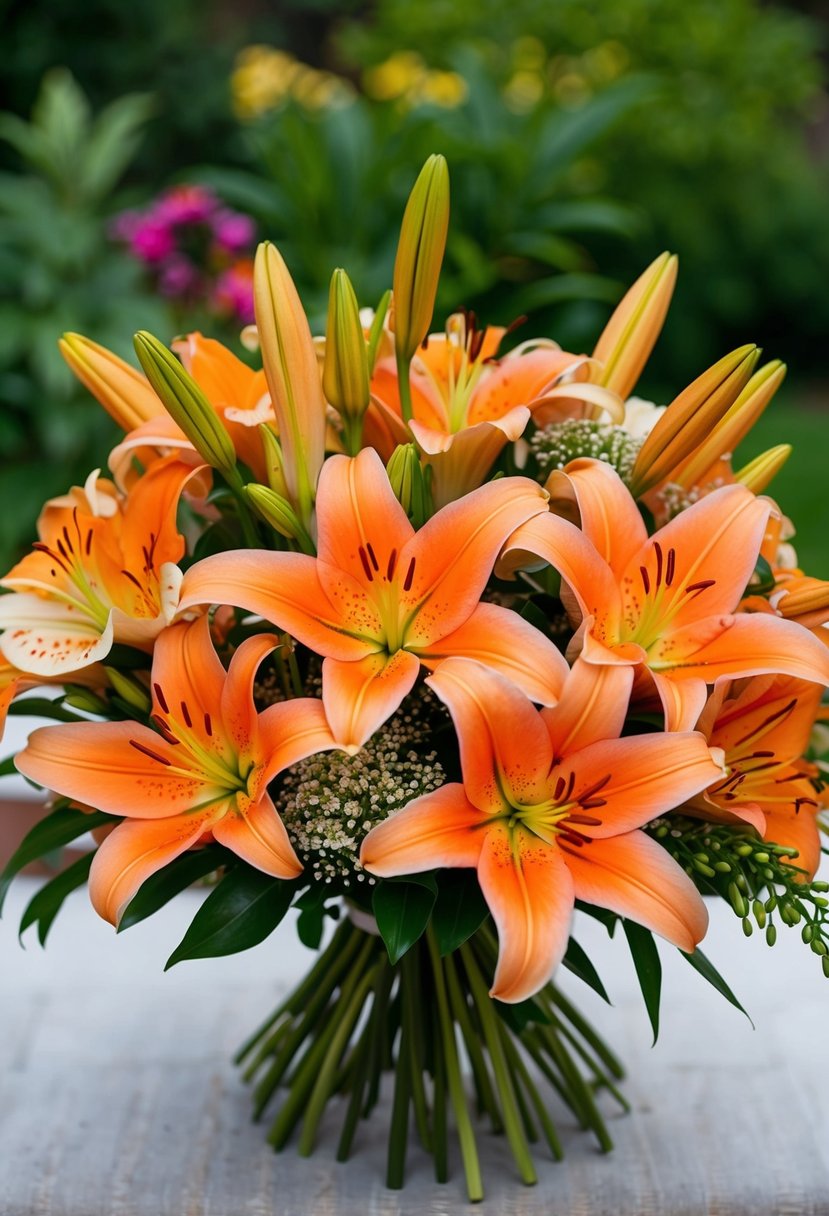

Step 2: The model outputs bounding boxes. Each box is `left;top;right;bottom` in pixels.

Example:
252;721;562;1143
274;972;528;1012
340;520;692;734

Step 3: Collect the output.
111;184;255;325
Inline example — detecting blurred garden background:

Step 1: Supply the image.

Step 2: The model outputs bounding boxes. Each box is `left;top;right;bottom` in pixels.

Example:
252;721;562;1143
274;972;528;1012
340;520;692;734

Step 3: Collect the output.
0;0;827;572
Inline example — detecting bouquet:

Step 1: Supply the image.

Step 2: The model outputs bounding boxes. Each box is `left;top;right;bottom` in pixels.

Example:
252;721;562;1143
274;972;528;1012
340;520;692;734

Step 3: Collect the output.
2;156;828;1202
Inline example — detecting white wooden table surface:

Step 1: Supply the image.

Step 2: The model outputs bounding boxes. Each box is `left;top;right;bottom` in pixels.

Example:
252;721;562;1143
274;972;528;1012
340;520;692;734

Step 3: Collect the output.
1;875;828;1216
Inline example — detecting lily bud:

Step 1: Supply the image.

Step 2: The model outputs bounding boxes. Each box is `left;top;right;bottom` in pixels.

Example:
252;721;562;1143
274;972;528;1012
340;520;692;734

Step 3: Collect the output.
629;345;760;497
258;424;289;498
735;444;792;494
245;484;314;553
593;252;678;400
323;269;370;454
386;443;433;528
60;333;163;432
392;154;450;365
133;332;237;478
672;360;786;491
104;667;152;715
254;242;325;528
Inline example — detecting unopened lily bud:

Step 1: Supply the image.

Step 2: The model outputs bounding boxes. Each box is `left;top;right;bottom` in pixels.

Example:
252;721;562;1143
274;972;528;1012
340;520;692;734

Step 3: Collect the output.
735;444;792;494
134;332;237;478
62;687;110;715
323;269;370;454
61;333;163;431
245;484;314;554
367;289;392;374
258;424;289;498
386;443;433;529
254;242;325;527
629;345;760;497
673;360;786;491
593;252;678;399
392;154;450;364
104;667;152;715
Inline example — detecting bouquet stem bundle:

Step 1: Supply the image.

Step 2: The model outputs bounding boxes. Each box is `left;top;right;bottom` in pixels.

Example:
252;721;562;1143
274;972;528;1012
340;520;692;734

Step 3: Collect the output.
237;915;625;1201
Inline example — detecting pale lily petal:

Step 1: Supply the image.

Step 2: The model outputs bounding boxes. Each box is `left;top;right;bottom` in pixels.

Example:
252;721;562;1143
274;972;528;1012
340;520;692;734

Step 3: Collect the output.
563;830;708;952
480;824;574;1003
360;782;486;876
418;602;569;707
212;793;302;879
322;650;421;752
0;595;114;676
426;657;555;813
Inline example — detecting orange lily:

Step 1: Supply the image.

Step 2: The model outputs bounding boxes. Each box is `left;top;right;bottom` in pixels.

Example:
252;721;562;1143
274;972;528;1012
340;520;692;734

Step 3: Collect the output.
179;447;567;750
15;617;337;924
109;333;271;489
361;657;721;1002
368;311;619;505
741;511;829;635
689;675;825;879
500;458;829;731
0;457;199;677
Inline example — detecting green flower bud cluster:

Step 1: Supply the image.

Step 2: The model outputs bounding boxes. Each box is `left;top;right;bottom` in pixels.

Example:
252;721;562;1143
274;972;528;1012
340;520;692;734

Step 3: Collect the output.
530;419;641;485
650;815;829;974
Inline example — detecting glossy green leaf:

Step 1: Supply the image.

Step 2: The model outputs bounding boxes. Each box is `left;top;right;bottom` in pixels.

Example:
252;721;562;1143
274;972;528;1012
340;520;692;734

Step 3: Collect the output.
19;852;94;944
623;921;662;1044
681;947;753;1026
432;869;489;956
165;866;297;969
575;900;619;936
7;697;86;723
372;874;437;964
118;845;230;932
562;937;611;1003
0;806;111;915
294;884;328;950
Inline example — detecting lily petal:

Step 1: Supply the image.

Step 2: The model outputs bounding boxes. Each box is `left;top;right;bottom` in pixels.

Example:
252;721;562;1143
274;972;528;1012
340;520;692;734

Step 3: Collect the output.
564;829;708;952
360;782;486;875
401;476;551;645
212;792;302;878
557;730;723;837
648;670;711;733
541;659;633;755
546;458;647;579
89;810;219;926
179;551;379;660
258;697;340;783
652;614;829;688
15;721;224;818
480;824;574;1003
0;595;114;677
426;657;555;813
219;630;280;758
418;601;570;707
323;649;420;752
315;449;414;593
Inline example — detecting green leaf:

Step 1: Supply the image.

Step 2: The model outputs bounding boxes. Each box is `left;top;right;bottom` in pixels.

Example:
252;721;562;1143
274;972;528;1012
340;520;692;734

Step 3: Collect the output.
0;754;19;777
118;845;229;932
623;920;662;1044
432;869;489;956
165;866;297;969
7;697;87;723
562;937;611;1004
19;852;94;945
575;900;619;936
519;599;552;639
372;874;437;964
0;807;112;915
294;884;328;950
681;947;753;1026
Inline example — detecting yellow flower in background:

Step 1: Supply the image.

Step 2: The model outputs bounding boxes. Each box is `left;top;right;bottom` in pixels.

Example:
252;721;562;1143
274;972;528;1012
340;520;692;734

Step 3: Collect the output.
231;45;353;119
363;52;467;110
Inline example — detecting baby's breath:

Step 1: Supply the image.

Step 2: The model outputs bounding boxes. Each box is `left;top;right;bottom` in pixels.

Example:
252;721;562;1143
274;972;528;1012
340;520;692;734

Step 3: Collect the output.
530;419;641;484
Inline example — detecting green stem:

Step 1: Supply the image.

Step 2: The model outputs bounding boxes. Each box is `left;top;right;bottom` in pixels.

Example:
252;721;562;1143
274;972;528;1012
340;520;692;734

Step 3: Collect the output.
460;943;537;1187
226;468;262;548
431;1000;449;1183
402;948;432;1152
444;951;503;1132
336;960;392;1162
498;1021;563;1162
298;964;378;1156
386;1015;412;1189
426;927;484;1203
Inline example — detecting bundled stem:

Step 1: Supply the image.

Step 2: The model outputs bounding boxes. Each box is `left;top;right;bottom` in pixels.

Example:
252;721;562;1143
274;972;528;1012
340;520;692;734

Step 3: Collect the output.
238;915;627;1201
